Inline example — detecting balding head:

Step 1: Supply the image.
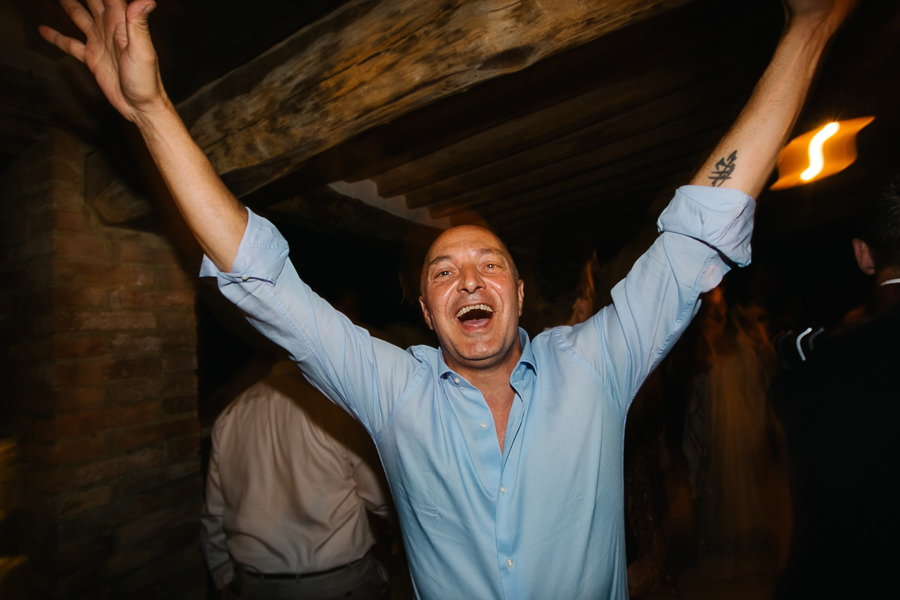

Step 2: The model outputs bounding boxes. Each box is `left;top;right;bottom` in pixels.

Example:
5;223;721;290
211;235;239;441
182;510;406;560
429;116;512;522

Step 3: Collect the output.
420;225;519;297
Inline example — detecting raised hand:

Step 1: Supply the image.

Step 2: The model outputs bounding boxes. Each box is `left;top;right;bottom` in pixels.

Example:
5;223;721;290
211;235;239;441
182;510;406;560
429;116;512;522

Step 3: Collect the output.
39;0;247;270
39;0;168;123
783;0;858;37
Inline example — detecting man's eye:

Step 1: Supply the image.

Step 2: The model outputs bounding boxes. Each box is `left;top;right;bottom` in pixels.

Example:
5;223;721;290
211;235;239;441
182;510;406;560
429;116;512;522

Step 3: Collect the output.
436;270;452;278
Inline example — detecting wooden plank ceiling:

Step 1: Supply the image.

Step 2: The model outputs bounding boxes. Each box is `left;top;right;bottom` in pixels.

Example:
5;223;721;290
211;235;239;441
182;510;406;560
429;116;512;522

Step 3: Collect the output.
5;0;900;276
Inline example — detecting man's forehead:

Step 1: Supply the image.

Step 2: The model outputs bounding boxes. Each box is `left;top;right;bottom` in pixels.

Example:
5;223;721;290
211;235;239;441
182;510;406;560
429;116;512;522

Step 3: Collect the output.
425;225;509;263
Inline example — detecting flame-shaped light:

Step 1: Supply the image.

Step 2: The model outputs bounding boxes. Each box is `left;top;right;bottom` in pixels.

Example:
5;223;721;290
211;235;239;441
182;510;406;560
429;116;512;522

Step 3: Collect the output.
771;116;874;190
800;121;840;181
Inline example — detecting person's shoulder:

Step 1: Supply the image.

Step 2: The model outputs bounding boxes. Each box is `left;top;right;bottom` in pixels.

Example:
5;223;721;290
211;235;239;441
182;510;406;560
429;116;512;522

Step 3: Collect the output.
777;305;900;366
776;306;900;394
822;305;900;356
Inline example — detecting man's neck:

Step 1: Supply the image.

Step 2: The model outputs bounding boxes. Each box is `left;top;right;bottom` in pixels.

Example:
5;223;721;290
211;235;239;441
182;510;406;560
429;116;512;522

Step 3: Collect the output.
450;346;521;389
440;332;524;386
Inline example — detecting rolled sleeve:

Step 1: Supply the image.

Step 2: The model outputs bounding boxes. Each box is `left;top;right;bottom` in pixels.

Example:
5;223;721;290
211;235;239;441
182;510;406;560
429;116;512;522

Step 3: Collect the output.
199;208;289;285
657;185;755;267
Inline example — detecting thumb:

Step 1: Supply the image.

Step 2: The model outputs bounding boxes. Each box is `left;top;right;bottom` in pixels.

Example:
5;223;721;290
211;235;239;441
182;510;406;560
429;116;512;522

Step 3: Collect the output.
124;0;158;59
126;0;157;37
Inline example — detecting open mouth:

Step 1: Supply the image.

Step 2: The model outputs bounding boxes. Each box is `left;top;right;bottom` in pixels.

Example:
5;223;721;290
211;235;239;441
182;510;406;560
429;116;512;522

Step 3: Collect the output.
456;303;494;321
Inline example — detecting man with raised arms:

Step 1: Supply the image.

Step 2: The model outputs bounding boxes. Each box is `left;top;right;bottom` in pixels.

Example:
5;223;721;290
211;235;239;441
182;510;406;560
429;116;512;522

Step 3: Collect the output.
40;1;856;598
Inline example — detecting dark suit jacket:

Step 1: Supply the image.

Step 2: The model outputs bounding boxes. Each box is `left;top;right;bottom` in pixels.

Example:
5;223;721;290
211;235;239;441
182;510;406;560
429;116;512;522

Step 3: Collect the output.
773;305;900;598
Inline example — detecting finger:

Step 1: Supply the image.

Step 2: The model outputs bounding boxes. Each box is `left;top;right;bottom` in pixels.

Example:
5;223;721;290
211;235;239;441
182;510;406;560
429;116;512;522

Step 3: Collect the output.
37;25;87;63
112;19;129;54
59;0;95;34
85;0;109;18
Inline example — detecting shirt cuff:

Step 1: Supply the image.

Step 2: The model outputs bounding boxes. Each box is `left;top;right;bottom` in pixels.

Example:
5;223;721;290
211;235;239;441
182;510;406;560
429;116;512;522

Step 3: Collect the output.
198;208;290;284
657;185;755;267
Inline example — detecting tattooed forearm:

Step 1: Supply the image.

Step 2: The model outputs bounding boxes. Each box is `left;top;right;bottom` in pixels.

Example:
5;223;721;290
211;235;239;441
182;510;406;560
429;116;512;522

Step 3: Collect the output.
707;150;738;187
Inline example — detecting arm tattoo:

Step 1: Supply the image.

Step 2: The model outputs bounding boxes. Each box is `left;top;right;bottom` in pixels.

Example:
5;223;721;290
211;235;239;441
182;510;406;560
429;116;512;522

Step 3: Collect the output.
708;150;737;187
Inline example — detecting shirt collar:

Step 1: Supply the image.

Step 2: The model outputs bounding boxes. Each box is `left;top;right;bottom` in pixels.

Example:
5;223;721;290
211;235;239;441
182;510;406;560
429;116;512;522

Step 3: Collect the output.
516;328;537;376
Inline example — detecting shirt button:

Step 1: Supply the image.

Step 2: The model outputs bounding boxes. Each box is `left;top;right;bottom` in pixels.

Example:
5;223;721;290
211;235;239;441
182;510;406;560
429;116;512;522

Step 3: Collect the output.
499;486;506;494
506;559;514;568
480;422;488;429
453;377;461;385
240;274;248;282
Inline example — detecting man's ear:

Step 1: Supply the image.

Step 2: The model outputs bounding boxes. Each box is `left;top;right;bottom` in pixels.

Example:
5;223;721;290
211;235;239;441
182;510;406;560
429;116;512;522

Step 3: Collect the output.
419;296;435;330
852;238;877;275
517;279;525;317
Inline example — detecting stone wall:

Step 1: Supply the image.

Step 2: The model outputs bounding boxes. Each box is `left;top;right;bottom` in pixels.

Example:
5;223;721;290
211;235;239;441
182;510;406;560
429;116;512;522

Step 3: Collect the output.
0;129;205;599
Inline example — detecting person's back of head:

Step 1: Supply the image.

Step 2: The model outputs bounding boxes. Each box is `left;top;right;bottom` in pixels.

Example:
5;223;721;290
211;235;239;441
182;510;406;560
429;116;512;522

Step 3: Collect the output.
855;174;900;273
849;172;900;316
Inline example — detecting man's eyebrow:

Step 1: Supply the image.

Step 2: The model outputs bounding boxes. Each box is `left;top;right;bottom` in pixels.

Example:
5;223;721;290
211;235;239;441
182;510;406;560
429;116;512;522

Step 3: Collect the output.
425;248;508;270
478;247;506;259
425;254;452;270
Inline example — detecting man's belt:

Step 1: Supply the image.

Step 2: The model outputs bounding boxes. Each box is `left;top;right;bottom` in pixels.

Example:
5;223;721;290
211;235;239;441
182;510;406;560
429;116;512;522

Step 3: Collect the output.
235;551;372;580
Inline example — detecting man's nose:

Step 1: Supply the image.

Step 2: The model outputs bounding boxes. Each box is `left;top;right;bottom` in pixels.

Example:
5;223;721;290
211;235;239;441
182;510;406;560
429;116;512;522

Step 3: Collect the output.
458;266;484;293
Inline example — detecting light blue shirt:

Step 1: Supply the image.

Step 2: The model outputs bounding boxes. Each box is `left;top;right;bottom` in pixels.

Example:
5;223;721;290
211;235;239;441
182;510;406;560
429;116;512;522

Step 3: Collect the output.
200;185;754;600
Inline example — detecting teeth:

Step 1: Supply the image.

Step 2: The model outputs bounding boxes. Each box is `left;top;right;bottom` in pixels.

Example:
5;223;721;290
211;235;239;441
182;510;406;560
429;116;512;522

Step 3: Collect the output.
456;304;493;318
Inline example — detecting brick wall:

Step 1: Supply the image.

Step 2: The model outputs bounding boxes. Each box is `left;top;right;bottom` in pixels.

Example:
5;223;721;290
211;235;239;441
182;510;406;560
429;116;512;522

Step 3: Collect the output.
0;129;205;599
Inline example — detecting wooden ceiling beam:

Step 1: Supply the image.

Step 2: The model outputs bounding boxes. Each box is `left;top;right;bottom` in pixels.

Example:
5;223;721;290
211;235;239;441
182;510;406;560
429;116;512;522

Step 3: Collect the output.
175;0;694;197
464;139;705;229
369;63;702;200
418;93;738;219
84;0;695;227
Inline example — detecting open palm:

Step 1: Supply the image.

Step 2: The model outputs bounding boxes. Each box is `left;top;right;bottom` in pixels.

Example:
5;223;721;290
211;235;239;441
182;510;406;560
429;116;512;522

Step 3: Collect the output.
39;0;167;123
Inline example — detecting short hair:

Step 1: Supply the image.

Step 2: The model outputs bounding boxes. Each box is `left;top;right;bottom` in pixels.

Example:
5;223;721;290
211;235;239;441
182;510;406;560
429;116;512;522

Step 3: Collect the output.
858;174;900;270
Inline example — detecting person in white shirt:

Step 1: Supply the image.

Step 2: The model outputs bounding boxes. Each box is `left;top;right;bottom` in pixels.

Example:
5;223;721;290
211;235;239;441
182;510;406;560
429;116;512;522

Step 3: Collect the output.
201;360;392;599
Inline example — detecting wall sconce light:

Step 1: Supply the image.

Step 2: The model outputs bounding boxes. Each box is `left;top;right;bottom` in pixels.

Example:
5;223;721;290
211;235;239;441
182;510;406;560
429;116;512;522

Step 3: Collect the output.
770;116;874;190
